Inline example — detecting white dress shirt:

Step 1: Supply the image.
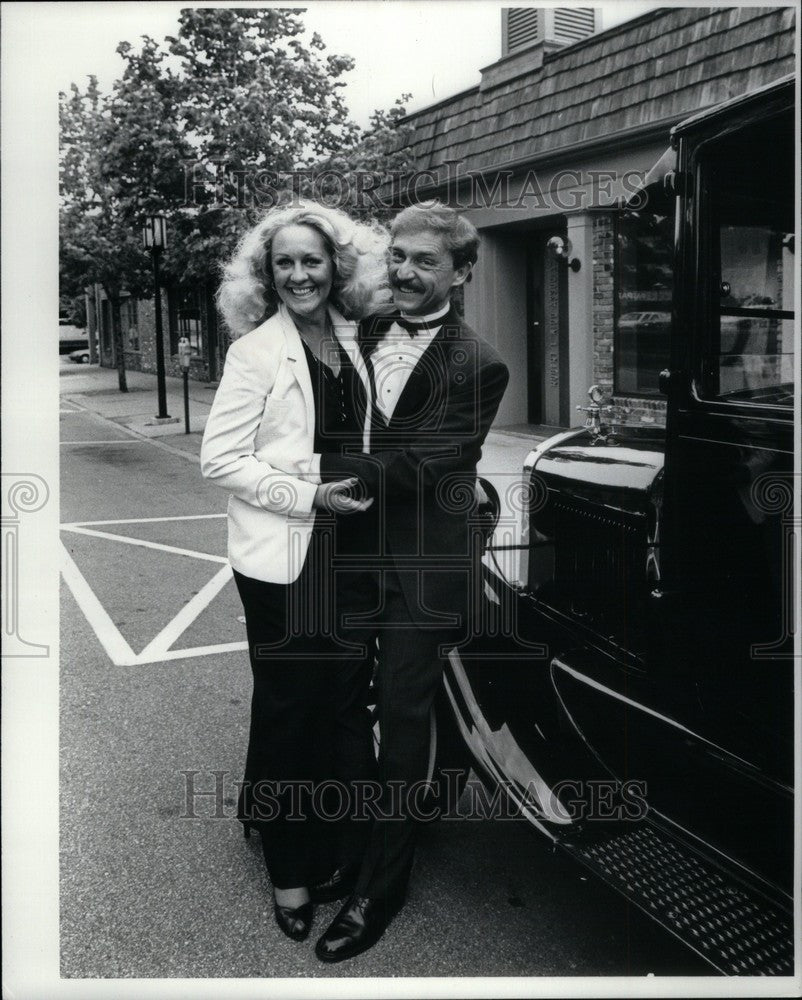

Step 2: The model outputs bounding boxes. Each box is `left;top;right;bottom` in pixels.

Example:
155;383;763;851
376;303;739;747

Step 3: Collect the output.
304;302;451;478
370;302;450;425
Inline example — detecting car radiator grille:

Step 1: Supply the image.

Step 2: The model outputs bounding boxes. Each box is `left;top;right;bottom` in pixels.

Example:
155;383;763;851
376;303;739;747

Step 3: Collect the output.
550;495;648;645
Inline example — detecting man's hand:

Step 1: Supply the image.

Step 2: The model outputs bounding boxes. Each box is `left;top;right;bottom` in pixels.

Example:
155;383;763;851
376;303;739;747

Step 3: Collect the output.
313;478;374;514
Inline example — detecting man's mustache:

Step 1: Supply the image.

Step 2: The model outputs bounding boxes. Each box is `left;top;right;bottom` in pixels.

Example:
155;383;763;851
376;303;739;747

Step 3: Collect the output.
391;280;423;293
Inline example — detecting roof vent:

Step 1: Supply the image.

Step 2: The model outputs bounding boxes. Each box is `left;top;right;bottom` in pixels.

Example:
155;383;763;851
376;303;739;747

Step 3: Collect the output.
502;7;598;57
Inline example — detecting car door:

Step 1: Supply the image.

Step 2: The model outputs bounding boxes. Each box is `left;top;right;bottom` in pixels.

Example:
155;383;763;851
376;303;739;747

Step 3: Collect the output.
658;92;795;892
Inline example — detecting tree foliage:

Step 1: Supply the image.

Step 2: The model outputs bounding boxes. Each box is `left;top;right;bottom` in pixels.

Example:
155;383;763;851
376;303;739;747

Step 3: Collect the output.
307;97;415;223
60;75;160;390
60;7;415;379
166;9;360;169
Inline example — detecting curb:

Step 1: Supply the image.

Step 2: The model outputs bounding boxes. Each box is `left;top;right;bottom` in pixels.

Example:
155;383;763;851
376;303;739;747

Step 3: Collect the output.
62;395;203;464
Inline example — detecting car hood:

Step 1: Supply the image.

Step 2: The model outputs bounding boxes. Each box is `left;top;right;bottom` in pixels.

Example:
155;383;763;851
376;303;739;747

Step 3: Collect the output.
533;426;665;502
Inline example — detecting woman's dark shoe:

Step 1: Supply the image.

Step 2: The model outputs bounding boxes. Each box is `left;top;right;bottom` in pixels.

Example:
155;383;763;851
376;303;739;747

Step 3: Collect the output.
310;863;360;904
274;897;314;942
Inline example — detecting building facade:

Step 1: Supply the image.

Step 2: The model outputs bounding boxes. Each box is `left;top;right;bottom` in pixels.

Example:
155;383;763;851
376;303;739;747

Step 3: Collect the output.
396;5;796;428
87;282;223;383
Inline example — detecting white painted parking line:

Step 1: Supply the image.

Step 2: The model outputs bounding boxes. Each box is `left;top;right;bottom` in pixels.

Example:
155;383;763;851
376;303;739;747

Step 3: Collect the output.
60;440;142;445
60;541;137;666
137;564;234;661
60;515;242;666
135;640;247;665
62;524;228;563
62;513;226;528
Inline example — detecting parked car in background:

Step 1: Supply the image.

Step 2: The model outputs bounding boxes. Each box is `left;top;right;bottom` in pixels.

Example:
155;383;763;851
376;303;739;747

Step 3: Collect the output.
437;76;796;976
59;317;88;355
617;310;671;330
68;347;92;364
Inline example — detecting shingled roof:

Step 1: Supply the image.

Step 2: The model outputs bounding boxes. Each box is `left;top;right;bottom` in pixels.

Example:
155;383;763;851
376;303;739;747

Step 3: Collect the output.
400;6;796;174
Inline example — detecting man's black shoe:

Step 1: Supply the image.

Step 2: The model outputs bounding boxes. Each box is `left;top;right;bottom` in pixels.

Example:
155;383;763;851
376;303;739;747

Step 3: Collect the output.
310;863;360;904
314;893;404;962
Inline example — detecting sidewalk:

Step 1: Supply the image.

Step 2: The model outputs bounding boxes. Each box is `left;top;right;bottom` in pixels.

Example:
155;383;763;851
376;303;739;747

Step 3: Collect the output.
60;362;549;463
60;363;217;458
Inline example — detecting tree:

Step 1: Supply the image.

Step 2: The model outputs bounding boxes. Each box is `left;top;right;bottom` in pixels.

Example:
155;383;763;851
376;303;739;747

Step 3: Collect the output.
60;77;158;391
60;8;417;375
166;9;359;170
155;7;369;287
307;97;416;224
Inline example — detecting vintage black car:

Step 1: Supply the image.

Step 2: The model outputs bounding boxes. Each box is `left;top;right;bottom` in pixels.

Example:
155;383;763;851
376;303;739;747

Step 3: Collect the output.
438;76;796;976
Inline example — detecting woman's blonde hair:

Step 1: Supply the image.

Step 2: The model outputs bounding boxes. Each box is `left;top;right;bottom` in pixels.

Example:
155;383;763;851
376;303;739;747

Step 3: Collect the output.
217;201;392;338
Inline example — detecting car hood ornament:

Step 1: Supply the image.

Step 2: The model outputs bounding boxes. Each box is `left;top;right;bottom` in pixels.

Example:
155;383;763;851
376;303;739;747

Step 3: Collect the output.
576;385;631;445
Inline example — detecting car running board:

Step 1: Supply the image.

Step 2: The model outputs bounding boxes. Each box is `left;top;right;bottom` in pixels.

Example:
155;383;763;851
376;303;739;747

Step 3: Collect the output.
559;821;794;975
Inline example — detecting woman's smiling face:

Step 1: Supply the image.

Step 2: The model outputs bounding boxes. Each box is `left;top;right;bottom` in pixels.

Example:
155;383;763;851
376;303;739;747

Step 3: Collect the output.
270;224;334;324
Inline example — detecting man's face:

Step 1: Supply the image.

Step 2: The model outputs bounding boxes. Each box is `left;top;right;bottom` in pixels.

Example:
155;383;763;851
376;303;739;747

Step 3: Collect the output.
387;228;471;316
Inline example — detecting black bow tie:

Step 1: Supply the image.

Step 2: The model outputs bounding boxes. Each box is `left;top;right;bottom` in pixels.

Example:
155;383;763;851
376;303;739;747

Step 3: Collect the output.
375;313;444;338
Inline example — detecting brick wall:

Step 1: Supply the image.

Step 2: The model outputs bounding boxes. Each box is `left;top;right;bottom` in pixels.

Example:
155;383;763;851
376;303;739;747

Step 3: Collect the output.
592;215;615;393
120;294;216;383
122;297;168;376
592;214;667;428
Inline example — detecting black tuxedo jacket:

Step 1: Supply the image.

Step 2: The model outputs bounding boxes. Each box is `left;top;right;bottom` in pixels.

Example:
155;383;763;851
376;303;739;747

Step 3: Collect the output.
322;304;509;624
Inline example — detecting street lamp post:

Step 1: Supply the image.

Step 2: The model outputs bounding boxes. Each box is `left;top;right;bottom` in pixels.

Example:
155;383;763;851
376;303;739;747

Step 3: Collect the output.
143;214;171;420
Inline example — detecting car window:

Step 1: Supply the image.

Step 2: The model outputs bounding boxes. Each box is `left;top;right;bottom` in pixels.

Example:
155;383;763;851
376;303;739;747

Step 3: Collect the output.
699;112;794;407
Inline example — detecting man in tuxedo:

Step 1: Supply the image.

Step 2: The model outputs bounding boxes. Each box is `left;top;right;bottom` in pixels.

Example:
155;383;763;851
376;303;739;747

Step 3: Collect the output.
313;201;509;962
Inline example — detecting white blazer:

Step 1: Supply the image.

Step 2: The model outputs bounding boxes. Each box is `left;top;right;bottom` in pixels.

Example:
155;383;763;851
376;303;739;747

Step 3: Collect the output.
200;304;370;583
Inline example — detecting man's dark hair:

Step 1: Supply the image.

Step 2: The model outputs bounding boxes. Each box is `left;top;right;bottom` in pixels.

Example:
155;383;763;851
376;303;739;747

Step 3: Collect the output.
391;200;479;271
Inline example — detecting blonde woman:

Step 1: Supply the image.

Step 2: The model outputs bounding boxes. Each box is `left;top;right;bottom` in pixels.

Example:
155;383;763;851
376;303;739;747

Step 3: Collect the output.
201;201;389;942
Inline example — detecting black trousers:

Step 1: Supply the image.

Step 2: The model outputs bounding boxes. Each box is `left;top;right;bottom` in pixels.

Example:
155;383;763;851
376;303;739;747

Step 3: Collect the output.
347;565;465;901
233;531;377;890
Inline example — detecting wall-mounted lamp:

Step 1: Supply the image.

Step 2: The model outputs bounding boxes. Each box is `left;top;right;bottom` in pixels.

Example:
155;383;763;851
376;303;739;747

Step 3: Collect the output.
546;235;581;272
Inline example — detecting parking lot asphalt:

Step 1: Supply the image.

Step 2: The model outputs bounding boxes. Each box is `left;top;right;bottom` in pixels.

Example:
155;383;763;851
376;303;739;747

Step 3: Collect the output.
58;363;709;983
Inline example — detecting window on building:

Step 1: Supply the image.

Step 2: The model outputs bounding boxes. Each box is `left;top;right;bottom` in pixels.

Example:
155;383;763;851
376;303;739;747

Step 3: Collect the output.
614;203;673;396
168;286;204;358
123;297;139;352
699;111;794;407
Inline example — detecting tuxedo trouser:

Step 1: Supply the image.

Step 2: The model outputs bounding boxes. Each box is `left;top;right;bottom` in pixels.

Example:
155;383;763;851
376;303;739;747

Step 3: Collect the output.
233;540;377;890
350;564;465;901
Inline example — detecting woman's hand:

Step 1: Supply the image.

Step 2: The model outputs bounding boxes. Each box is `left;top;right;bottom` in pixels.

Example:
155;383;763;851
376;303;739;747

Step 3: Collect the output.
313;478;373;514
